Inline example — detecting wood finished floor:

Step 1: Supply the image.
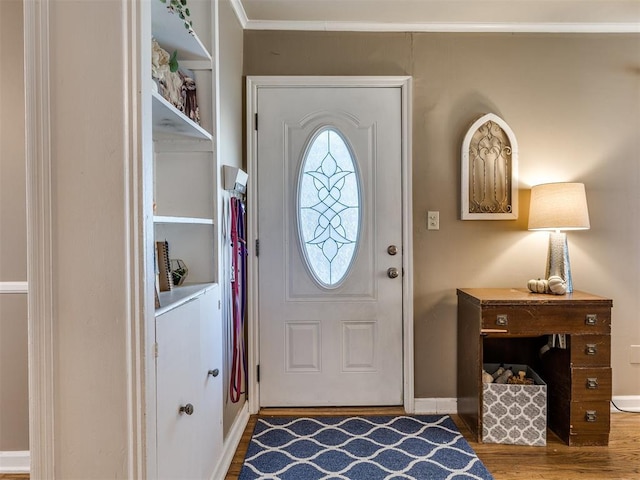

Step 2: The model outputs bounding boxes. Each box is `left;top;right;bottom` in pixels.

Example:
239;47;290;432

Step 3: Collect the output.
1;411;637;480
225;408;640;480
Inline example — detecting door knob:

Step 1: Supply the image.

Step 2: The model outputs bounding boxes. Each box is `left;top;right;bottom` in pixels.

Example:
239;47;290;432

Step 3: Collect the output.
179;403;194;415
387;245;398;256
387;267;399;279
208;369;219;377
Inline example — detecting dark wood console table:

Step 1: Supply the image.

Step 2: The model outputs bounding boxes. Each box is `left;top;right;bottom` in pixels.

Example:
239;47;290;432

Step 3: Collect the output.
457;288;612;446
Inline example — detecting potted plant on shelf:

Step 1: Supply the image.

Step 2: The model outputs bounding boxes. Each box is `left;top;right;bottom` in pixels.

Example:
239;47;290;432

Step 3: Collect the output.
159;0;193;34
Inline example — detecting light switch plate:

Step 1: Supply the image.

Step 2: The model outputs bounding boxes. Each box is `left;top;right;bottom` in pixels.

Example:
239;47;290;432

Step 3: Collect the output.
427;211;439;230
630;345;640;364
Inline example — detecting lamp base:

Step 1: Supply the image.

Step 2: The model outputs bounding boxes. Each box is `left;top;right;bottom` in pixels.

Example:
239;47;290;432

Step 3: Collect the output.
545;231;573;293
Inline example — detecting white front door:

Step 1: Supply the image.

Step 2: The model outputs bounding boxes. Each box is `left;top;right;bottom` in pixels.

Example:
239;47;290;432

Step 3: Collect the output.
255;81;406;407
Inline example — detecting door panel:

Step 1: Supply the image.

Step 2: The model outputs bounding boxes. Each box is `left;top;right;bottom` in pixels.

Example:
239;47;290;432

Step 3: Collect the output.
156;299;201;478
257;86;403;406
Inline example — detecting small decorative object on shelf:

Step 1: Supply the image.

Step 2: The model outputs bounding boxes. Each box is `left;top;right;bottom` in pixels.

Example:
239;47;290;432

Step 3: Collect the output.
527;277;549;294
170;258;189;286
547;275;567;295
179;70;200;124
156;240;174;292
526;275;567;295
152;38;184;111
152;38;200;124
159;0;194;34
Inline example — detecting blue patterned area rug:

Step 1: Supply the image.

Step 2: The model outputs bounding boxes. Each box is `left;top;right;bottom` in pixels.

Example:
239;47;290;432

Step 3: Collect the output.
239;415;494;479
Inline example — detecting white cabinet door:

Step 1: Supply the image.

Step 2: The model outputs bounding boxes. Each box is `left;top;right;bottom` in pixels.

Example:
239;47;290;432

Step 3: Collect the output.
156;298;202;479
156;287;224;479
199;286;223;476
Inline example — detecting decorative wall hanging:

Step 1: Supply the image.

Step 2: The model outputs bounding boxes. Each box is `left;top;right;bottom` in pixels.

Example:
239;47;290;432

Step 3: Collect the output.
461;113;518;220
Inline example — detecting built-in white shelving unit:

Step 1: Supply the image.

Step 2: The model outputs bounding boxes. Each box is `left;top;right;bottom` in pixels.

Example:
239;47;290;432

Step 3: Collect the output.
151;0;217;309
152;91;213;140
154;215;215;225
148;1;223;477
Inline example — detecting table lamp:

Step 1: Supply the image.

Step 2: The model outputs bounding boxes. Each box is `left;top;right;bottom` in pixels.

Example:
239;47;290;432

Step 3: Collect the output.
528;182;590;293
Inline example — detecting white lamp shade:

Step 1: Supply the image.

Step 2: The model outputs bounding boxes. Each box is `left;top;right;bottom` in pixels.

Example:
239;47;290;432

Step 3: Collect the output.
528;182;590;231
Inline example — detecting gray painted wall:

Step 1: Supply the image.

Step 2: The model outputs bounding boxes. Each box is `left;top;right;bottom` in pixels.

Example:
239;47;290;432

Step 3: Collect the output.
0;0;29;452
244;31;640;399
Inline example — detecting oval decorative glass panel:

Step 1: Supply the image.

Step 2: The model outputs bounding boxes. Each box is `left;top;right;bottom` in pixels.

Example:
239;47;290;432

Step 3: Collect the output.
297;127;361;288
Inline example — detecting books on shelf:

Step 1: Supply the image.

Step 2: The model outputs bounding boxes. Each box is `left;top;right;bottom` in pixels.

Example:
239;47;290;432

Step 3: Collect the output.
156;240;174;293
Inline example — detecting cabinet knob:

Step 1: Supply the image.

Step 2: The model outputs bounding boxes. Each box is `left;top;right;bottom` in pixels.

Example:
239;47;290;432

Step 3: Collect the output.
496;315;508;327
585;344;598;355
179;403;194;415
586;377;599;389
208;369;219;377
585;314;598;326
585;410;597;422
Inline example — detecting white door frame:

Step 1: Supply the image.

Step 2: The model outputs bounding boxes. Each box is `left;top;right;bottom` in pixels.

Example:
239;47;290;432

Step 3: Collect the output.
246;76;414;414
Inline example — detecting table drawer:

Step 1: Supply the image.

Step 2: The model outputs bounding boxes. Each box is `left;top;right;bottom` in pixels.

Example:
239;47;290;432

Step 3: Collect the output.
570;401;610;435
570;335;611;366
481;306;611;335
571;367;612;402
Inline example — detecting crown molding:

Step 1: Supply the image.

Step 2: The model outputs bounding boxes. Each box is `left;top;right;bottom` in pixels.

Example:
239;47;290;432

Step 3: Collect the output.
230;0;249;28
241;19;640;33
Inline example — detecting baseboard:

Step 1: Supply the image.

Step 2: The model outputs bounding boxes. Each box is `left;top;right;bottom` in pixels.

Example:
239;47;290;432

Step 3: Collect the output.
211;402;250;480
415;396;640;414
413;397;457;415
0;451;30;473
611;395;640;412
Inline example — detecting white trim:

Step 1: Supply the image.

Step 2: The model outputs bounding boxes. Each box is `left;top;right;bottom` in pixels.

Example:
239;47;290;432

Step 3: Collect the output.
416;397;640;415
24;0;56;476
242;20;640;34
414;398;458;415
229;0;248;29
246;76;414;414
210;402;250;480
401;78;414;414
0;451;30;474
611;395;640;412
124;0;150;478
247;77;260;415
0;282;28;294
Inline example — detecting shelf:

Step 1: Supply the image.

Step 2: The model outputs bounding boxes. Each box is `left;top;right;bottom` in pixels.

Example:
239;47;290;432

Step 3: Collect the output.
152;91;213;140
156;282;217;316
151;0;212;62
154;215;214;225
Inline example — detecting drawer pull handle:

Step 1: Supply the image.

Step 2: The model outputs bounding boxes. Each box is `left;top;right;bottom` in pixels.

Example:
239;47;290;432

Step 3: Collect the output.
585;314;598;326
585;410;597;422
586;377;599;389
496;314;508;326
179;403;194;416
585;344;597;355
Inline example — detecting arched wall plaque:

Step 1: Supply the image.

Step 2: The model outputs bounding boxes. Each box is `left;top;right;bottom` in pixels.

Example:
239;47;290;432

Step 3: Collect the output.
461;113;518;220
